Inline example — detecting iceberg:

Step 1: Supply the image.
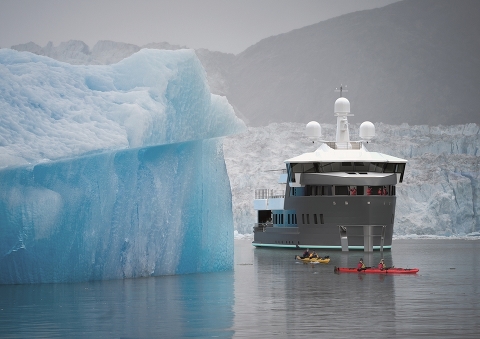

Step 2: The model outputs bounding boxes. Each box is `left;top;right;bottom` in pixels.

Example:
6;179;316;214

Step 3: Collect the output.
0;48;246;284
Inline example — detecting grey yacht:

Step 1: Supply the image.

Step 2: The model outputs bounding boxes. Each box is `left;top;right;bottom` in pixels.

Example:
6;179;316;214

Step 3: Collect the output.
253;87;407;251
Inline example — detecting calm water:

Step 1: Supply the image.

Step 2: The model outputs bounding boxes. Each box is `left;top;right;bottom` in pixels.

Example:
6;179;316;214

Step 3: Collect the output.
0;239;479;338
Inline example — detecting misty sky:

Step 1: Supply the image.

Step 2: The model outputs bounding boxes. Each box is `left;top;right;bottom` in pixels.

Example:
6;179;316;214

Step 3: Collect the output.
1;0;399;54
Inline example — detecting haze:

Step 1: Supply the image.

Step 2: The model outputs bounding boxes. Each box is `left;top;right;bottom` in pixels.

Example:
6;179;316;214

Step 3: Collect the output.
1;0;399;54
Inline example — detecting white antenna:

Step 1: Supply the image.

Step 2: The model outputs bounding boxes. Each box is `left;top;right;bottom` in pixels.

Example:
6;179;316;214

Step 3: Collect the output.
335;84;348;98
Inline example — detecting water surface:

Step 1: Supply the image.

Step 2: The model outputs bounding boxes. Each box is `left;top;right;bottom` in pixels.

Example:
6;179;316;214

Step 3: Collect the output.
0;239;479;338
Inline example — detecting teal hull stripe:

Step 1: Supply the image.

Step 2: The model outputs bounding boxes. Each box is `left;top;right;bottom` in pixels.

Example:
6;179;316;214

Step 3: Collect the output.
252;243;392;250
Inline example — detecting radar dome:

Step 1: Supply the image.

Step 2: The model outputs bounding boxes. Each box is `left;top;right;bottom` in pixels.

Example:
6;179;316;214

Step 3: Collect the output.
306;121;321;140
359;121;375;140
334;97;350;114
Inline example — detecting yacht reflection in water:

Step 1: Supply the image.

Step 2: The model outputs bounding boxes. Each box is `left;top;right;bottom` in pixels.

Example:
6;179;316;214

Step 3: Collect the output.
248;246;398;337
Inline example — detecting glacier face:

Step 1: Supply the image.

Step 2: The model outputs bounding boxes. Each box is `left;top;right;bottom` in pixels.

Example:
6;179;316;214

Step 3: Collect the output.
0;49;245;284
224;123;480;237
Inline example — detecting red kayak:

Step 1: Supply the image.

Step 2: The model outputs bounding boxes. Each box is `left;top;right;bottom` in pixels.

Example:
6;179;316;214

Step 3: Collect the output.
334;266;419;274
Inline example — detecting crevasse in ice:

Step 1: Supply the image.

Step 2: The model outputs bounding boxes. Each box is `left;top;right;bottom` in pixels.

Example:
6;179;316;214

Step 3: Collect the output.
0;48;246;284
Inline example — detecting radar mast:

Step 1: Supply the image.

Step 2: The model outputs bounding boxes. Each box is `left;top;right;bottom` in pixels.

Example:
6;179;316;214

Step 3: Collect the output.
335;84;348;98
334;85;352;143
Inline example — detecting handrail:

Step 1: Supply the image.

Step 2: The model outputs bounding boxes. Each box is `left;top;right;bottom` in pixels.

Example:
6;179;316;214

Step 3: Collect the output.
254;189;285;199
325;141;362;150
254;222;273;227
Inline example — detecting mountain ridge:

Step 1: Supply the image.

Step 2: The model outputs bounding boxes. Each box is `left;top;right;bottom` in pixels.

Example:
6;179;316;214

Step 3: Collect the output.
8;0;480;127
226;0;480;126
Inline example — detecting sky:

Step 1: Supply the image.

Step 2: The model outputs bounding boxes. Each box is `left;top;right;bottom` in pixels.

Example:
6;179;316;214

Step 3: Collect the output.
0;0;399;55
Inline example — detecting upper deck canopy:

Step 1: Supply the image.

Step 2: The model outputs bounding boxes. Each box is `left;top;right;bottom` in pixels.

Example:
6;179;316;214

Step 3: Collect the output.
285;142;407;164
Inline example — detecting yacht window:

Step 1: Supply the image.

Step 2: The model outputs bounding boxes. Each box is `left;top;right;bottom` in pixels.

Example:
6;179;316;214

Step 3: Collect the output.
287;164;294;182
291;163;302;174
335;186;349;195
290;187;305;196
354;162;368;171
303;163;316;173
384;163;396;173
369;162;384;173
319;163;333;173
396;163;406;182
323;185;333;196
331;163;340;172
308;185;320;196
371;186;385;195
341;162;354;171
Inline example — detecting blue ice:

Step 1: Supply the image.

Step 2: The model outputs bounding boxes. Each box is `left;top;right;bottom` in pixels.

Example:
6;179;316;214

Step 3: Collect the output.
0;48;246;284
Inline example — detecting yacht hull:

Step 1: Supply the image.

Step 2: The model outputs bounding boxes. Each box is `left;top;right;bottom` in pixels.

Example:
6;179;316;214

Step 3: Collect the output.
253;196;395;250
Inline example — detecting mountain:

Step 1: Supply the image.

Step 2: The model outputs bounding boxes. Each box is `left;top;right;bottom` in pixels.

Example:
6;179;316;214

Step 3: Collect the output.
10;1;479;127
226;0;480;126
5;0;480;237
10;40;233;99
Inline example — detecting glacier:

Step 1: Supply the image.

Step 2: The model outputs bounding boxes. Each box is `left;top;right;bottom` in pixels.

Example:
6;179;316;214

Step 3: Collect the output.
224;122;480;238
0;48;246;284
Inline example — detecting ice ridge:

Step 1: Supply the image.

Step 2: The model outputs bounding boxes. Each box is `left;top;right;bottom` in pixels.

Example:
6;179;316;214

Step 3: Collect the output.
0;49;246;284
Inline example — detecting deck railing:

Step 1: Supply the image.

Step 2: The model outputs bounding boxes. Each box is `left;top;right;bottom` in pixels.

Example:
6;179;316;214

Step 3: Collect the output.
324;141;362;150
255;189;285;199
253;223;273;232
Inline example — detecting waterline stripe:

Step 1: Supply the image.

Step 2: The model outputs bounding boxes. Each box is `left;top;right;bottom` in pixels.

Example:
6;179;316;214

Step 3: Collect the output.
252;243;392;250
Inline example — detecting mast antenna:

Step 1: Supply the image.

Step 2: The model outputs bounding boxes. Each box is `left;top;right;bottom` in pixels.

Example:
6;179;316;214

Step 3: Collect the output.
335;84;348;98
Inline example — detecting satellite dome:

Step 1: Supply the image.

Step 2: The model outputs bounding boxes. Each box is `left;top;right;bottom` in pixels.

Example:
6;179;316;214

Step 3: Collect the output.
334;97;350;114
359;121;375;140
306;121;321;139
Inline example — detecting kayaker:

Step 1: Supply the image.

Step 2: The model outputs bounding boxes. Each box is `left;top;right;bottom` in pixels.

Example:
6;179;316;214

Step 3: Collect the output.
309;251;318;259
302;249;310;258
357;258;366;271
378;258;386;270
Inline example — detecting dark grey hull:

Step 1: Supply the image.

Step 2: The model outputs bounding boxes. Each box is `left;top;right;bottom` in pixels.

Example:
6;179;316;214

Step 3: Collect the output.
253;195;395;250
